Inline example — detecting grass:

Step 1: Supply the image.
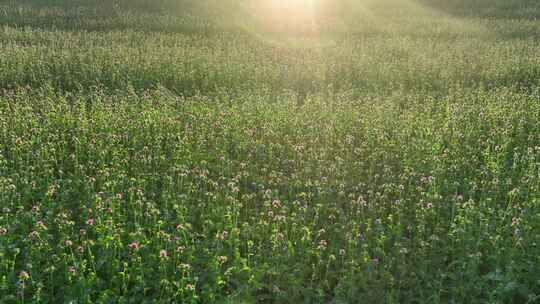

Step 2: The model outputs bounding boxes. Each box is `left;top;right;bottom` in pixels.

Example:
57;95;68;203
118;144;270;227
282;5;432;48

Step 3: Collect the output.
1;0;540;303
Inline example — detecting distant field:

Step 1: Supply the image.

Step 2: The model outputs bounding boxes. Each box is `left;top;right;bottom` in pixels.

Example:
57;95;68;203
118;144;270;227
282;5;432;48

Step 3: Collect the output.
1;1;540;303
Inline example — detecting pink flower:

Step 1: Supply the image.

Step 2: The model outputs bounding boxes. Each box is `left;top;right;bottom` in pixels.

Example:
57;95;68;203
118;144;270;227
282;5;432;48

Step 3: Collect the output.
68;266;76;274
36;220;47;230
86;219;95;226
159;249;168;258
511;217;519;226
217;256;228;263
186;284;195;291
128;242;140;250
19;271;30;281
65;240;73;246
421;176;434;184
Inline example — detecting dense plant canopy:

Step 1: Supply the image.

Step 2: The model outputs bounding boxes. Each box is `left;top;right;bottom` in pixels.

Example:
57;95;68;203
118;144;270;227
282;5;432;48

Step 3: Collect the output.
1;0;540;303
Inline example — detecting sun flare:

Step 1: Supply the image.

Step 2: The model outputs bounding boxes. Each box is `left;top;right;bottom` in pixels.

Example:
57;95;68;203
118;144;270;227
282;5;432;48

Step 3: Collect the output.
272;0;314;9
248;0;319;33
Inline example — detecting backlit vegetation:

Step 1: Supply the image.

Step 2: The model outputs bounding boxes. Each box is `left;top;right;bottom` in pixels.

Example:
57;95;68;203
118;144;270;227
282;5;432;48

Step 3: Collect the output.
1;0;540;302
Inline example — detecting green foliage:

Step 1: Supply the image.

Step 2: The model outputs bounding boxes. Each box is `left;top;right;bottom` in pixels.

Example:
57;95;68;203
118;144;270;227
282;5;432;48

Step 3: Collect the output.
1;0;540;303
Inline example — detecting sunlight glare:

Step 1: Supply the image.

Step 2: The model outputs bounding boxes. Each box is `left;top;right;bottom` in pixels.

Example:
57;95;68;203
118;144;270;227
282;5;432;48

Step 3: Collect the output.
250;0;318;34
272;0;315;10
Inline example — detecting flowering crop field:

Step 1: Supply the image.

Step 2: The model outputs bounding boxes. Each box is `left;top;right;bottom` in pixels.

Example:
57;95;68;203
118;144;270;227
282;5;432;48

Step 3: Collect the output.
1;0;540;303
